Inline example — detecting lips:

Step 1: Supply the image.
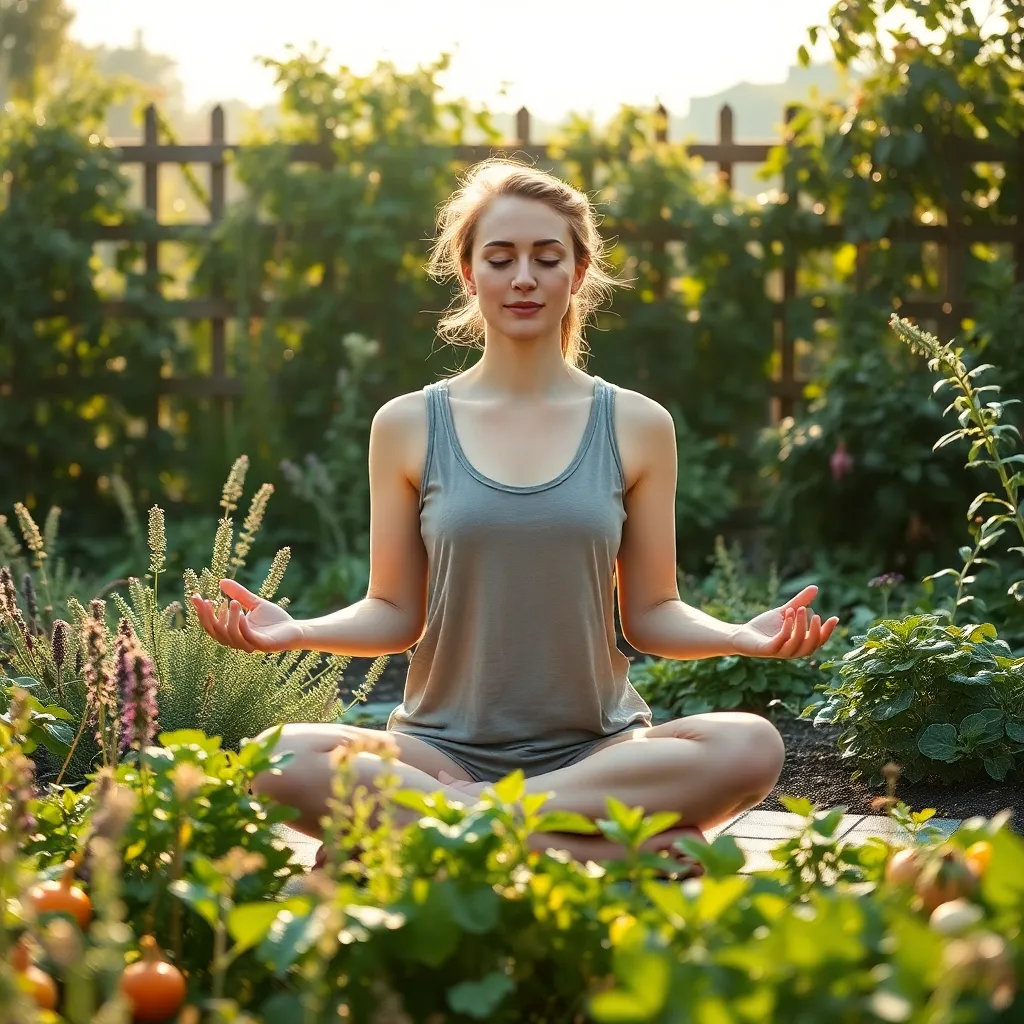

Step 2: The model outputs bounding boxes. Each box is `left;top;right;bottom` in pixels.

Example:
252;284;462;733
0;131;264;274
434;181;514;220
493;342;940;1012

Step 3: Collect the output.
506;303;543;309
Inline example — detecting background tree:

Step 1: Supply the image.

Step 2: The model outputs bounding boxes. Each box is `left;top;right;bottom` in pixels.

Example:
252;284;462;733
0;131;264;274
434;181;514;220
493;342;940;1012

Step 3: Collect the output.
0;0;72;103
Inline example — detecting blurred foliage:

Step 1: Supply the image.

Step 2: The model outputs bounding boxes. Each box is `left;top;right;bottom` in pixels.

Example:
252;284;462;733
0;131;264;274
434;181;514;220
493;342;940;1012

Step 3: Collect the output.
0;0;72;103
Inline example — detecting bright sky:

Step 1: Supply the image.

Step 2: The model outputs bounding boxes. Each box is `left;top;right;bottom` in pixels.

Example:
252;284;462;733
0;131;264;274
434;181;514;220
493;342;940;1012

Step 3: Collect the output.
68;0;838;120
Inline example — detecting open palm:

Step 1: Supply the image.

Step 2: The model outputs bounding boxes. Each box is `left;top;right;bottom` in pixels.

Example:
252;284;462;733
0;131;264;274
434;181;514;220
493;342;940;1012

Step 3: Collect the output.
190;578;305;653
732;585;839;659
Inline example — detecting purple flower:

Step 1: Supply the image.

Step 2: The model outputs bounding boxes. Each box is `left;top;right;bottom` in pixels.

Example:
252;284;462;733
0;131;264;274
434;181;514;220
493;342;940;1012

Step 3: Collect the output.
869;573;905;589
115;622;159;752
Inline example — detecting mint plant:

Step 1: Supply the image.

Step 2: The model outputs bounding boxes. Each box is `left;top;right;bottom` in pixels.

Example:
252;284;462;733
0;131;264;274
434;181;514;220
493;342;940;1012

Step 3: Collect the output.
808;615;1024;784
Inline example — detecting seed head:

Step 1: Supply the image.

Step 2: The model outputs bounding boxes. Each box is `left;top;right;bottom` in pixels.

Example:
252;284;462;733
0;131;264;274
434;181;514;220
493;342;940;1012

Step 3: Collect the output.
50;619;70;670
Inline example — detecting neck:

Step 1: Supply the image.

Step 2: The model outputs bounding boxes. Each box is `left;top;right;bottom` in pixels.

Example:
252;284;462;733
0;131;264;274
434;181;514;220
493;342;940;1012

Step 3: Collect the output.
463;329;578;398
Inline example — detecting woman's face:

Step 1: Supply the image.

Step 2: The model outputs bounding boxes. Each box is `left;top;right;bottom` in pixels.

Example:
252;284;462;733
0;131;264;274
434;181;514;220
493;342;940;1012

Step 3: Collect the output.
463;195;587;342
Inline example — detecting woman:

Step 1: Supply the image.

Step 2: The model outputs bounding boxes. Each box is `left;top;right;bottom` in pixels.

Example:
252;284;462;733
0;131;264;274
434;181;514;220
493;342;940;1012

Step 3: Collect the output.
191;158;838;870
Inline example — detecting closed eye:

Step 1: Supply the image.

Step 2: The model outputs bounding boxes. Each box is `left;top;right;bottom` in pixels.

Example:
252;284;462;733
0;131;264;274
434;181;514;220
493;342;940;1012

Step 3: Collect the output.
487;259;562;268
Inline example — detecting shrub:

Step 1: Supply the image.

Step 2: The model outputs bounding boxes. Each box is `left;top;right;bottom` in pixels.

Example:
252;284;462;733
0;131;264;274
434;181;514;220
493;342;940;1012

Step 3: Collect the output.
808;615;1024;785
634;652;824;719
2;706;1022;1022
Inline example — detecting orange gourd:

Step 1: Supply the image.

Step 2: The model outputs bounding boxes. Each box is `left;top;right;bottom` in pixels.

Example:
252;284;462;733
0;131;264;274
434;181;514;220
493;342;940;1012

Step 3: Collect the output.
915;845;979;915
884;847;923;887
28;860;93;930
120;935;187;1023
11;941;59;1011
964;840;992;878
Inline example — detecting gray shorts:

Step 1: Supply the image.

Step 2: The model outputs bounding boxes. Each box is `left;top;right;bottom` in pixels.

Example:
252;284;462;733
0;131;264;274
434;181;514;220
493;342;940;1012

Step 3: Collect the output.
390;720;649;783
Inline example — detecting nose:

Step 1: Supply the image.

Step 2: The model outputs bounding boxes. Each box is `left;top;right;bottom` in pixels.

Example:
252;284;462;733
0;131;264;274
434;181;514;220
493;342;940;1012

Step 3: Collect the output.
511;255;538;291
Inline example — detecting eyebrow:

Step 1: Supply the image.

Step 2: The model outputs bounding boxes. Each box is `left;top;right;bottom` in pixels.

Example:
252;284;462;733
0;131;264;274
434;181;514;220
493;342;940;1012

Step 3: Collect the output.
481;238;566;249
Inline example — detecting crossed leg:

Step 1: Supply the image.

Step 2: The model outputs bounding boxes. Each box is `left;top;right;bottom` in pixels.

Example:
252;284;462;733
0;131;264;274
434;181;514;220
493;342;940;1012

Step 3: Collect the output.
442;711;786;829
252;712;785;873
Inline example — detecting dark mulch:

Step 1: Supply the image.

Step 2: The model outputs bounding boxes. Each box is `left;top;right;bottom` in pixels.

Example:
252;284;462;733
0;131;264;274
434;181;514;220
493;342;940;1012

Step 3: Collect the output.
757;715;1023;826
342;654;1024;828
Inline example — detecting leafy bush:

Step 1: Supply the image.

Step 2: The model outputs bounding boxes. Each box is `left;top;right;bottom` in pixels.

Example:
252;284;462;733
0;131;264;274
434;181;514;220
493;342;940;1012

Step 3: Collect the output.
808;615;1024;784
26;728;304;996
2;703;1023;1022
634;652;825;719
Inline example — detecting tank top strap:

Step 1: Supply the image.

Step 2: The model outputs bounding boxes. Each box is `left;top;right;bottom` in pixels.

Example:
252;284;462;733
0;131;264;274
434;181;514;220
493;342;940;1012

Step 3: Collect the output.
419;379;450;506
589;376;626;490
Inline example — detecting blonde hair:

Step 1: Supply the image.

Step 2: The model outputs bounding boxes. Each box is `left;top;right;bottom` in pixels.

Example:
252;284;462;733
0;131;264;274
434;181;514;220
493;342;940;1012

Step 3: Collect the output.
426;158;625;368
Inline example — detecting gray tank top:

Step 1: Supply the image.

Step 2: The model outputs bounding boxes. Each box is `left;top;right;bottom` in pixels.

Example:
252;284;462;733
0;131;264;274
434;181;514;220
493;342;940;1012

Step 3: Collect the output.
387;375;653;781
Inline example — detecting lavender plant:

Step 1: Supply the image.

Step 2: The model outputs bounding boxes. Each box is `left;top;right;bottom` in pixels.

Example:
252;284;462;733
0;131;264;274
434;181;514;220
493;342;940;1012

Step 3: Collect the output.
104;456;354;753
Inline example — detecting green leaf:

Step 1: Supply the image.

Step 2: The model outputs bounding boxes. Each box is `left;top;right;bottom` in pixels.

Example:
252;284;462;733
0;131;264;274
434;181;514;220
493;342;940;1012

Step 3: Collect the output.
229;900;301;955
812;807;848;838
258;900;321;978
959;709;1004;743
446;972;516;1019
918;724;959;762
984;756;1011;781
590;942;670;1022
490;770;526;804
603;796;645;835
446;884;500;934
779;795;815;817
870;689;914;721
534;810;600;835
159;729;221;752
674;833;745;878
1005;720;1024;743
168;880;219;929
635;811;683;847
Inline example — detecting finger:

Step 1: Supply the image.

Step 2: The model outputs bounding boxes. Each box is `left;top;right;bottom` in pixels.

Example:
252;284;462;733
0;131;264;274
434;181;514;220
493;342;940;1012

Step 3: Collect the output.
782;585;818;612
195;597;231;646
765;608;796;655
779;606;807;658
227;600;257;653
797;613;822;657
219;578;262;611
190;596;216;637
820;616;840;645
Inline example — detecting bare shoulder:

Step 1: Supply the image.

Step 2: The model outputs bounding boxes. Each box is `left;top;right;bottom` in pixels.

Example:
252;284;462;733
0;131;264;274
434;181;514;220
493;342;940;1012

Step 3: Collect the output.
608;384;676;491
371;388;430;488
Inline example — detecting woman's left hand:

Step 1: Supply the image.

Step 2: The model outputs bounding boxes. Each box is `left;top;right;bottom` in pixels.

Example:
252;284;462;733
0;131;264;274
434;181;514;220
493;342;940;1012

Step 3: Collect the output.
731;585;840;659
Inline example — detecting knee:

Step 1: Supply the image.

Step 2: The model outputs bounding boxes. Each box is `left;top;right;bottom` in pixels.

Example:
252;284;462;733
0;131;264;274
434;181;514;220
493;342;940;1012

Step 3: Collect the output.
706;712;785;793
248;723;317;801
733;713;785;790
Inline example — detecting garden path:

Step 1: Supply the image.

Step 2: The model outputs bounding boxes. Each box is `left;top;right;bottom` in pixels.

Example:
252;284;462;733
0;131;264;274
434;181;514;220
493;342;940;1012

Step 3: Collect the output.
274;811;963;874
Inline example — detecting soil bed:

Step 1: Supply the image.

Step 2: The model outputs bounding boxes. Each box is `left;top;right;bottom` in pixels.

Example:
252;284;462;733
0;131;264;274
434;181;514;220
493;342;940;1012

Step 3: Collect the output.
341;655;1024;828
760;715;1023;825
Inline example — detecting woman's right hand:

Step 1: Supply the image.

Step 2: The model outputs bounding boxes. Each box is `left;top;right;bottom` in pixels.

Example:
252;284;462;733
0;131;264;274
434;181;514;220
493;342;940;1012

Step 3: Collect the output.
190;578;306;654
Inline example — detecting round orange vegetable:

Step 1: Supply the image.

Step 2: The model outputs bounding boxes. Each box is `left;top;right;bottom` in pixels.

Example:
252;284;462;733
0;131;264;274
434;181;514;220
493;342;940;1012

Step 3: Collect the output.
11;941;59;1011
28;860;93;930
964;840;992;878
885;847;924;887
915;846;979;915
120;935;187;1023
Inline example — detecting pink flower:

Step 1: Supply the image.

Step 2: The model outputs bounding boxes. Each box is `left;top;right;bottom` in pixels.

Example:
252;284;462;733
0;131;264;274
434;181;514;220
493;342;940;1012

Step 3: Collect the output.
830;440;854;481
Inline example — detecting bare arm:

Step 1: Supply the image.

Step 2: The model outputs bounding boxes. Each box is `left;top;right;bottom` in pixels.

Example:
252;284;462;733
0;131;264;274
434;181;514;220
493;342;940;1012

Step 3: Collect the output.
296;392;429;656
614;394;836;659
615;392;741;660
